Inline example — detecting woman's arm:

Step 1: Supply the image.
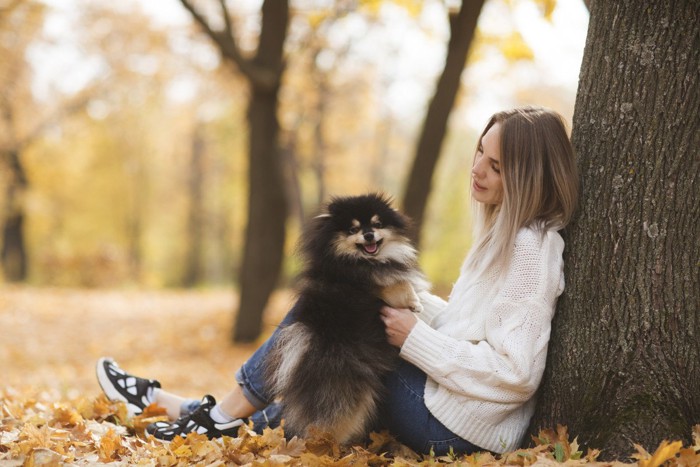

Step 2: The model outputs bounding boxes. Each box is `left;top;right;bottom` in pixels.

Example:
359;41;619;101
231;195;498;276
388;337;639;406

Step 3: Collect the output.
397;230;564;404
400;299;554;403
416;290;447;325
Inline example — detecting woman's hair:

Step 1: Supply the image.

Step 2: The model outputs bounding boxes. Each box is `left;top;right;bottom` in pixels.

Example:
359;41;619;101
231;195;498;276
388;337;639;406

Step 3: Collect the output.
466;106;579;276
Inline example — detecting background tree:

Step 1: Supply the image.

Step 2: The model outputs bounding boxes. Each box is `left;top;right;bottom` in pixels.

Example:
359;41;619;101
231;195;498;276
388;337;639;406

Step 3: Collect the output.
0;1;48;282
530;0;699;458
400;0;484;245
178;0;290;342
183;122;207;287
278;4;356;225
0;1;98;281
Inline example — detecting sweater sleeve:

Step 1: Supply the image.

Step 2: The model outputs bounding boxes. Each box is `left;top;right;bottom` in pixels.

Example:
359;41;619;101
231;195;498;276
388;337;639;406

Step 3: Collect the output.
416;290;447;326
399;230;563;404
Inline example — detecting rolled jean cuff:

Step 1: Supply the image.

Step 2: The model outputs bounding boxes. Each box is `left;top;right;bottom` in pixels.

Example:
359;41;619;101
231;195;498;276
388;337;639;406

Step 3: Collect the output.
235;366;269;411
181;399;201;416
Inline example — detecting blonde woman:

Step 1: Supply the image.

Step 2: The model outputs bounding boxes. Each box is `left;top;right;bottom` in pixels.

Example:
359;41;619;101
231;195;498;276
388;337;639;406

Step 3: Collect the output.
97;106;579;455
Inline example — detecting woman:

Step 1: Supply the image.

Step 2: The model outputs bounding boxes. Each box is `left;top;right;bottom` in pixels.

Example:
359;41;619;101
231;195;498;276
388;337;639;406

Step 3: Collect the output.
97;106;579;455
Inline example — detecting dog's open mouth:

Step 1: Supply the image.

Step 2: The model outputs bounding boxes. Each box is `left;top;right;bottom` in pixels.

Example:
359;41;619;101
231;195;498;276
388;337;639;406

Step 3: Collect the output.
358;239;382;255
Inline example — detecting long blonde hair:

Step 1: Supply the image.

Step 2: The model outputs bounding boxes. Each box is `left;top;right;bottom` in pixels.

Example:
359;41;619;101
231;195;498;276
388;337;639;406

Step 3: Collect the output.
465;106;579;277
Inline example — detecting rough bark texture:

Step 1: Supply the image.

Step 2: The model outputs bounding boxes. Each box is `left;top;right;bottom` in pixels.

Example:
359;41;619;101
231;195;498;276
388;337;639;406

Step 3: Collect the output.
530;0;699;459
401;0;485;245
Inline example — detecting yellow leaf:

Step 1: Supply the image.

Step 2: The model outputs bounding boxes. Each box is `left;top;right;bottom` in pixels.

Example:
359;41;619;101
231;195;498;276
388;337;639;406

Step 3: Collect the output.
501;32;535;62
52;405;83;427
157;454;176;466
585;447;601;462
502;449;536;466
533;0;557;21
678;447;700;466
638;440;683;467
271;435;307;457
90;394;127;422
185;432;214;458
172;443;192;458
98;427;124;462
131;403;169;436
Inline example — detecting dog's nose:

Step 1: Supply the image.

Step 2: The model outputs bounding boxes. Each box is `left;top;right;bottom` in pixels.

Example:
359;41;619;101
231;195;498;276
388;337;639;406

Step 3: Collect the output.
363;232;375;241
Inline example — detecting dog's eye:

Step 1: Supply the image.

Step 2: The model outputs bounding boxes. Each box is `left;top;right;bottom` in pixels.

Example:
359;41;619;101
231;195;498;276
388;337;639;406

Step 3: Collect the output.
372;221;382;229
349;227;360;234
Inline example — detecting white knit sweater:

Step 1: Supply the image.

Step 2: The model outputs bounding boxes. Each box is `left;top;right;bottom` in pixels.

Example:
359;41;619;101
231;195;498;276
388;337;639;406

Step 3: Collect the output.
401;227;565;454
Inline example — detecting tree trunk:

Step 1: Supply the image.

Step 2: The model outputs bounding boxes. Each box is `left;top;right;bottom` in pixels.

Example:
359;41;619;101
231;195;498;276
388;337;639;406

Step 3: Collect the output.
234;84;288;342
183;124;205;287
401;0;485;245
530;0;699;459
1;148;28;282
232;0;289;342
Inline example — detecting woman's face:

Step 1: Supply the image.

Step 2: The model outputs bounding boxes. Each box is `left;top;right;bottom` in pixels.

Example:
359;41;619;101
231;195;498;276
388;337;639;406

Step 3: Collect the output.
471;122;504;205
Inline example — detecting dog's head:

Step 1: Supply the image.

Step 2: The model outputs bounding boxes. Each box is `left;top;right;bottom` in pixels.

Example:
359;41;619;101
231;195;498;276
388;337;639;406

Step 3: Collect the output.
305;193;416;265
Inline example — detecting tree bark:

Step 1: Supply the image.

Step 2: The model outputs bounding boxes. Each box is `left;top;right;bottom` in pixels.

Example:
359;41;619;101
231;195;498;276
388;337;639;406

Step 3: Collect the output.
401;0;485;245
530;0;699;459
179;0;289;341
235;83;288;341
232;0;289;342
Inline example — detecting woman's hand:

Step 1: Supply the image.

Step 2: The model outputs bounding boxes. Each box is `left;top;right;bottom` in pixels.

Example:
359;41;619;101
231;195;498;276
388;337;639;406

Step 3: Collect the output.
380;305;418;348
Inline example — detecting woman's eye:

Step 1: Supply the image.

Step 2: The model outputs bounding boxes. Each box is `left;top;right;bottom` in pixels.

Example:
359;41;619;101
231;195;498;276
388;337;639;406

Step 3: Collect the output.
492;164;501;174
349;227;360;234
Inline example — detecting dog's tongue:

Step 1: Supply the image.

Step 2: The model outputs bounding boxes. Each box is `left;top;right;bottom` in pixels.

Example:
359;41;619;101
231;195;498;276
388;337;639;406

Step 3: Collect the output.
364;243;378;254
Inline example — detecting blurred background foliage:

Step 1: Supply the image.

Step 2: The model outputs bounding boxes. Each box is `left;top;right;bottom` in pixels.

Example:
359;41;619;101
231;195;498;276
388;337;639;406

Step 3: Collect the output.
0;0;586;293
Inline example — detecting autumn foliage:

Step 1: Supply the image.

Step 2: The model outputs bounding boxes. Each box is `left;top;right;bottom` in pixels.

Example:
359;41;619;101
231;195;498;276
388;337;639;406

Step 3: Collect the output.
1;288;699;465
1;391;699;466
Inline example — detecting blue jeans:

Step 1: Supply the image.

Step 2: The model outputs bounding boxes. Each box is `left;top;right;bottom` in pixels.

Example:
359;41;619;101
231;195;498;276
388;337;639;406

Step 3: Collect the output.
217;307;481;455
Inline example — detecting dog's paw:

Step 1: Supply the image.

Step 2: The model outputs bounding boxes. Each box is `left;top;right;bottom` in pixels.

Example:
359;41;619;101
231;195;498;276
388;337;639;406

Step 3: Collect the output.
409;300;423;313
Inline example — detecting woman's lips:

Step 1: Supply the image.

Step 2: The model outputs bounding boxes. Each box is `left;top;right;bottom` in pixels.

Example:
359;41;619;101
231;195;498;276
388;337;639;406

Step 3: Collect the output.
472;180;486;192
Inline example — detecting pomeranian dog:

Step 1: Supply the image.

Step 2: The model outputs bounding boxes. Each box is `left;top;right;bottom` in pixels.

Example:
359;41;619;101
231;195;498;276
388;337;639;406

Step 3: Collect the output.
264;193;428;444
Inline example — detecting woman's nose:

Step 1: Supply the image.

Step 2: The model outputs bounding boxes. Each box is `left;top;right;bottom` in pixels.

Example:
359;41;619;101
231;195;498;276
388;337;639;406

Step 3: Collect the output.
472;158;485;178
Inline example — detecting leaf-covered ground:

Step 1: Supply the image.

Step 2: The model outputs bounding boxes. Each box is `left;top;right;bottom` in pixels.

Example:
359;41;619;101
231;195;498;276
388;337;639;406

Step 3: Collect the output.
1;287;698;466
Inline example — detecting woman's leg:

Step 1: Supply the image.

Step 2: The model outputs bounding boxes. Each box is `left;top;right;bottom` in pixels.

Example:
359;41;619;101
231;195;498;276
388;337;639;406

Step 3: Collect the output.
175;304;300;423
98;303;297;420
144;305;300;440
154;389;193;420
381;360;482;456
96;357;209;421
216;384;257;419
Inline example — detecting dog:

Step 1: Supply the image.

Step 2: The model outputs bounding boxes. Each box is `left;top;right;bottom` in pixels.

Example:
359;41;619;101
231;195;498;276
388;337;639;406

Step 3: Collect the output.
264;193;428;444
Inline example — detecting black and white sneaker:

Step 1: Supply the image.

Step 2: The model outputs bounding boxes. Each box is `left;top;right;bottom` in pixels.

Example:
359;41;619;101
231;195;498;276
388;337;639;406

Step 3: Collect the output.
146;395;244;441
96;357;161;417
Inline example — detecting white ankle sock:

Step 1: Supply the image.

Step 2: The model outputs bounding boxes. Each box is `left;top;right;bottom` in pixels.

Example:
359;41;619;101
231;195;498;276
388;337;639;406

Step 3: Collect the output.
209;403;236;423
153;388;189;420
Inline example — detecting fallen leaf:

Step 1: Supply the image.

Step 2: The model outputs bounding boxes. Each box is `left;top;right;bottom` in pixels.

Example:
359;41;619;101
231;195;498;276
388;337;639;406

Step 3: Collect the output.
24;447;62;467
98;427;125;462
638;440;683;467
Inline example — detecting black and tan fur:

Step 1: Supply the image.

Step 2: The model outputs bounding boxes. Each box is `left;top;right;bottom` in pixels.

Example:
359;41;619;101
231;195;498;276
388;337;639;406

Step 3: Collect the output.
264;193;428;444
